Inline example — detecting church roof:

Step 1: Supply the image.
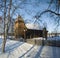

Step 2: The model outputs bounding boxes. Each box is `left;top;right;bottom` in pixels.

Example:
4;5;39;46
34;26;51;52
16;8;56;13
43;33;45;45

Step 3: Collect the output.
25;23;43;30
15;16;44;30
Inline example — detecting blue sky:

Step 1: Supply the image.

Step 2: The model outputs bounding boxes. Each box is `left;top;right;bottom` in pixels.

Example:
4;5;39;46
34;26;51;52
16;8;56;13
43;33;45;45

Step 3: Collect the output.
11;0;60;33
13;0;58;33
0;0;60;33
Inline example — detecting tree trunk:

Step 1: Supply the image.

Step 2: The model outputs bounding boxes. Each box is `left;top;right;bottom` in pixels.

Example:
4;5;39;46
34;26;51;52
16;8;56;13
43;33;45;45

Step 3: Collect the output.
2;0;6;52
2;0;12;53
2;32;7;52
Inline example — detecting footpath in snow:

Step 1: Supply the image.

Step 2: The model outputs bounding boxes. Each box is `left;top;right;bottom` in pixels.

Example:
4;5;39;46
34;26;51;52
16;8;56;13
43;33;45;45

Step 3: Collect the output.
0;38;60;58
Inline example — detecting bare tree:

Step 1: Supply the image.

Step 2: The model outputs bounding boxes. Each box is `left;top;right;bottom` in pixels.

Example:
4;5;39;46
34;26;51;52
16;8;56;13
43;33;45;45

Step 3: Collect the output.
34;0;60;21
2;0;6;52
0;0;36;52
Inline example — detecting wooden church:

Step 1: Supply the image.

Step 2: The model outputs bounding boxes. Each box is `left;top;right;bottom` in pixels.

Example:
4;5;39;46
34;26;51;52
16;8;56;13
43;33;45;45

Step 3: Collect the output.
14;16;48;39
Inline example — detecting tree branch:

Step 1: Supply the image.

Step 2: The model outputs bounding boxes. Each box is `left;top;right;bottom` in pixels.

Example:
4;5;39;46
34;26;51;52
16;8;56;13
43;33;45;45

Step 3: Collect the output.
35;10;60;19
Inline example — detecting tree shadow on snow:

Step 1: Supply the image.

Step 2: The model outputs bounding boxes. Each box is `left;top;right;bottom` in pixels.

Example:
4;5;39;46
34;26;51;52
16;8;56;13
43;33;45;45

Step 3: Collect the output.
52;46;58;58
19;45;35;58
5;41;24;58
34;46;44;58
0;38;2;44
5;41;24;52
19;40;45;58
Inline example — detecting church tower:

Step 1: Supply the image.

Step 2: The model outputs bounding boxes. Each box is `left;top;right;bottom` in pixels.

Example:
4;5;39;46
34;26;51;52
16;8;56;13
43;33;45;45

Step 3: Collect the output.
14;16;27;39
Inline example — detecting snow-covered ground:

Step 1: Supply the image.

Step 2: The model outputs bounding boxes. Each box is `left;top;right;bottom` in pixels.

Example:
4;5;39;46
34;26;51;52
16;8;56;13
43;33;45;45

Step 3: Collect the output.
47;36;60;40
33;36;60;40
0;38;60;58
33;37;46;40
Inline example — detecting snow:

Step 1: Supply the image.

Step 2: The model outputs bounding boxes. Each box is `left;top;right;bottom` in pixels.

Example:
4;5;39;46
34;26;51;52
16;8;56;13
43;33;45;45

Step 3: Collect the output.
31;36;60;40
47;36;60;41
0;37;60;58
33;37;46;40
25;23;43;30
0;35;4;39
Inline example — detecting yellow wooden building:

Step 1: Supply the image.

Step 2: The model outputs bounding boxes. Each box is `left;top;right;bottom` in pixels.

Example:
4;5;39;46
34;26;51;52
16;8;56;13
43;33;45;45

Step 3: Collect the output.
14;16;48;39
14;16;27;38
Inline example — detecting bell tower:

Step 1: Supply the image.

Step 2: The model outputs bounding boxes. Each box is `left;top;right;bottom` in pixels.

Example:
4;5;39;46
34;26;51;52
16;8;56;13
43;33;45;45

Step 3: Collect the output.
14;15;27;39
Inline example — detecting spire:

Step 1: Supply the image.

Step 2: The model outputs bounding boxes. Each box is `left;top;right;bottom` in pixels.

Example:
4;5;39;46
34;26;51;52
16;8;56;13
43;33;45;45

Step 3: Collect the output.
15;15;24;23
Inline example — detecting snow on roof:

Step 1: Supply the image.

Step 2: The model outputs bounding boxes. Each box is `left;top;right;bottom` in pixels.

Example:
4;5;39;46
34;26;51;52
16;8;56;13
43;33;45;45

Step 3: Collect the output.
25;23;43;30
